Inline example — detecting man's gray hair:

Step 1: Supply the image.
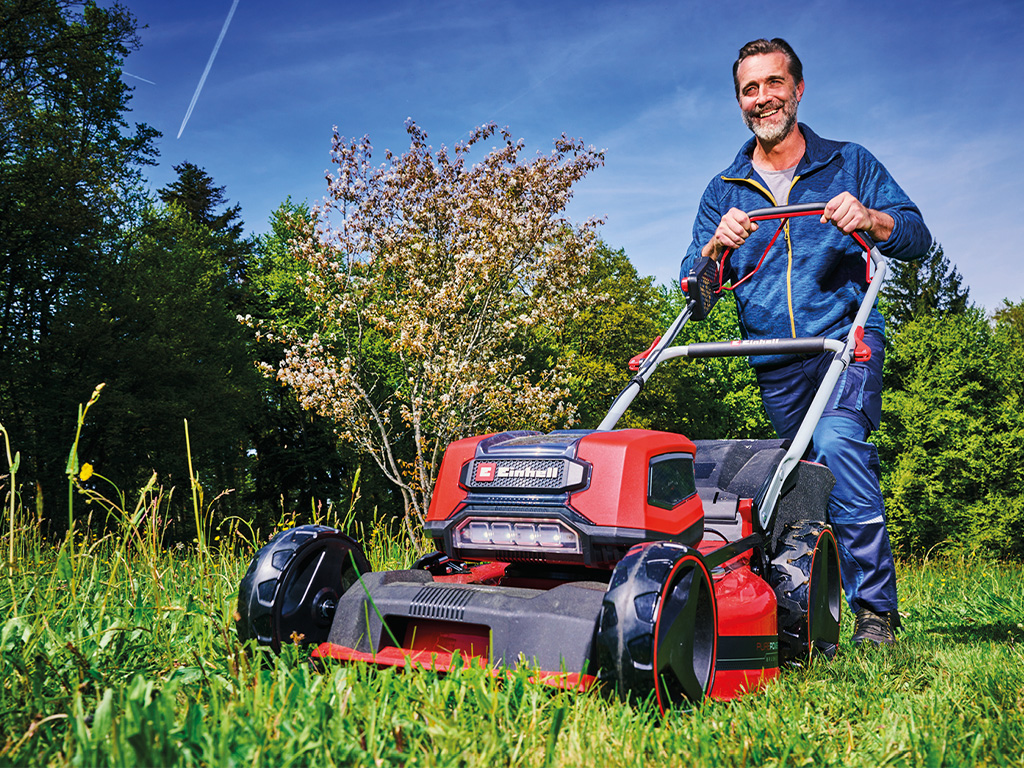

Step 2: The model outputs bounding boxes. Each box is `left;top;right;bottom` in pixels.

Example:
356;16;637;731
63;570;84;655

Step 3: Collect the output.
733;38;804;97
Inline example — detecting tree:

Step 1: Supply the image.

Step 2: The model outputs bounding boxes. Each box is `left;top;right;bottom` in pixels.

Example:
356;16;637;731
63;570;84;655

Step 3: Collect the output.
556;243;665;429
0;0;157;521
245;200;390;523
873;305;1024;557
63;205;260;512
158;161;252;305
158;162;243;236
253;121;604;532
880;242;970;329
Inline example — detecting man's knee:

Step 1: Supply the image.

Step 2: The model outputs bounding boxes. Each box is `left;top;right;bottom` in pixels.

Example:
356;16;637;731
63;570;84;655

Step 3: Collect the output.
812;415;874;469
812;415;884;523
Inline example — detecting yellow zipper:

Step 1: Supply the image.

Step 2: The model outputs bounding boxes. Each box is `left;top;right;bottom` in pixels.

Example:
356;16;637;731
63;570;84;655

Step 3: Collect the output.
784;174;801;337
721;176;775;204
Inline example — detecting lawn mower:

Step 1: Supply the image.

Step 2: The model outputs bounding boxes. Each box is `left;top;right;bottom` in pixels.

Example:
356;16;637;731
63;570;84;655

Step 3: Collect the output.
236;203;888;712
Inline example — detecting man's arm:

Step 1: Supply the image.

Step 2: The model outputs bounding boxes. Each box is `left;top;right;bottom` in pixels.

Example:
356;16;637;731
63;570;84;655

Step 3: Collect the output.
847;143;932;261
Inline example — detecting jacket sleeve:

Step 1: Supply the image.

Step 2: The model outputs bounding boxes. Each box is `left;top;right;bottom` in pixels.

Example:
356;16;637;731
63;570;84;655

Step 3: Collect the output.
850;145;932;262
680;179;725;284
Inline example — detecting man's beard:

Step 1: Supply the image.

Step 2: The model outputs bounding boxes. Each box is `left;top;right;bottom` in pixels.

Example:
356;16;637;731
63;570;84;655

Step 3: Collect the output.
742;95;799;144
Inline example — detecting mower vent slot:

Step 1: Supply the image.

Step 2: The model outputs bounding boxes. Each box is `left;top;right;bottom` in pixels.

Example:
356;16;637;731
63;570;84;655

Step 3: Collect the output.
409;585;475;621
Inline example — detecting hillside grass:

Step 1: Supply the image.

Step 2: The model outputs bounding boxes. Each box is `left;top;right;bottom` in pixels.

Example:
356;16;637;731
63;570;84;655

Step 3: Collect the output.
1;510;1022;767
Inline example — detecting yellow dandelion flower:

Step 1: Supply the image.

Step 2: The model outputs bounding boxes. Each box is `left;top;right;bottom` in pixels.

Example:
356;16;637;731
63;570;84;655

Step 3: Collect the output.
79;463;94;481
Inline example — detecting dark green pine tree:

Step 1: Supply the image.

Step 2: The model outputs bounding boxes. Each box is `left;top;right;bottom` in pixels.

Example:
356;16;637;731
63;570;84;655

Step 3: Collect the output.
158;162;252;296
69;205;261;509
881;242;971;329
158;162;243;235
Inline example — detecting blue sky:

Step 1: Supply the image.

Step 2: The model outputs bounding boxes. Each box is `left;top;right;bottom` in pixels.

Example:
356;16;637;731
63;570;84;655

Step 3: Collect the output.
121;0;1023;313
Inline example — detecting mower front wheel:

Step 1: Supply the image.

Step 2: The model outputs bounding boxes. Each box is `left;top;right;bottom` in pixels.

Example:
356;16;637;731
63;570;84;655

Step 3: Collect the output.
595;541;717;712
236;525;371;652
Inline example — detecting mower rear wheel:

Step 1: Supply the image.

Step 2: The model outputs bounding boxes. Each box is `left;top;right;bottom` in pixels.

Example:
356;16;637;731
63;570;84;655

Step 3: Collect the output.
236;525;371;652
595;541;717;711
769;521;841;663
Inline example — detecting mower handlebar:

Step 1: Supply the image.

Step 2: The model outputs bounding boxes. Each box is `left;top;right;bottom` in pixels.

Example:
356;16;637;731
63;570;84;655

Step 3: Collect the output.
744;202;879;254
678;337;844;359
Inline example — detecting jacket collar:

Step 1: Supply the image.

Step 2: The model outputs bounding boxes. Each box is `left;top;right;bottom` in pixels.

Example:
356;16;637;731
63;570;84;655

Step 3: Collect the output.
724;124;842;179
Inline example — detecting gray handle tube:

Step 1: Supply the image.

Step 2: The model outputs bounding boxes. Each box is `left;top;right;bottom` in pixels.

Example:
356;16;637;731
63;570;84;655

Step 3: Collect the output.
756;245;888;532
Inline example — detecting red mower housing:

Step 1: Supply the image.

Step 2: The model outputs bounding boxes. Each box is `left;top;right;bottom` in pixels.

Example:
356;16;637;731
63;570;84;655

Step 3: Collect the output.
424;429;705;568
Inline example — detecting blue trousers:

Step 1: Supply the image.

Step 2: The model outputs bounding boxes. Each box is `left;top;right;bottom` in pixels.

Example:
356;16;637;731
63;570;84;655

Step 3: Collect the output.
755;330;899;624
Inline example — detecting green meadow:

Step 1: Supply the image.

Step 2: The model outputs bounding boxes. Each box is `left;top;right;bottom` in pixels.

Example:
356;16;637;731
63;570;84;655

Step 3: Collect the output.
2;506;1022;768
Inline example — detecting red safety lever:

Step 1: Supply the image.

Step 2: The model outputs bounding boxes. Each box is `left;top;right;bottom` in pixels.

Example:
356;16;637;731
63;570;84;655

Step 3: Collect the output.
853;327;871;362
628;336;661;371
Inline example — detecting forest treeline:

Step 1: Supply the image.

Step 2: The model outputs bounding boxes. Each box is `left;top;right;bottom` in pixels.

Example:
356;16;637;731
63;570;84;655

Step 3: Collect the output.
2;1;1023;556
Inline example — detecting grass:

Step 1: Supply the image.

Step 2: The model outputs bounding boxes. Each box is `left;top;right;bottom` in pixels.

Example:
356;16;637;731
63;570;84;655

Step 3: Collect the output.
1;506;1022;768
1;395;1022;768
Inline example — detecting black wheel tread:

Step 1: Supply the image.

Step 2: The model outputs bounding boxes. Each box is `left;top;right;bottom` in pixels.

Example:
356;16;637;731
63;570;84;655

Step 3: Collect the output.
769;520;840;663
595;541;715;710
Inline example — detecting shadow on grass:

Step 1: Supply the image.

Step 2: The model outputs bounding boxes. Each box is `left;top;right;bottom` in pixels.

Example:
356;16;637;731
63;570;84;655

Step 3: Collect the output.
924;622;1024;644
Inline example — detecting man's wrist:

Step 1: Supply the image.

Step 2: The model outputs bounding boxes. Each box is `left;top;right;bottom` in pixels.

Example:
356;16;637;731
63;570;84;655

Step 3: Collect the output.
867;209;894;242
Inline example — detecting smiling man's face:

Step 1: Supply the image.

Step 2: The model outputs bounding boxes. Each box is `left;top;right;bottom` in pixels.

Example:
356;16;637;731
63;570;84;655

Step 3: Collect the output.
736;52;804;145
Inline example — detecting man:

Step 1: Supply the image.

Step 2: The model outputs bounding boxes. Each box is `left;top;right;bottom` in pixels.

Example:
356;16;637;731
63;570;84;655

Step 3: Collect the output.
680;38;931;646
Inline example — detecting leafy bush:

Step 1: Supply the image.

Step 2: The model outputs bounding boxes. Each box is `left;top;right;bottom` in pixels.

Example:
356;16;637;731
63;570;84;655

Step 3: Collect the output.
876;307;1024;557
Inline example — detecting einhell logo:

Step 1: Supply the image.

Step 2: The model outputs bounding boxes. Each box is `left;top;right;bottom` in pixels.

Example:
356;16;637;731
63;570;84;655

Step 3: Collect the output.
473;462;560;482
498;465;559;480
474;462;497;482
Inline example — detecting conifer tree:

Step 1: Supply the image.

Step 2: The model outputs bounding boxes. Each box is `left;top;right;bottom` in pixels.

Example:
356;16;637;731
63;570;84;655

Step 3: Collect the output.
881;242;970;328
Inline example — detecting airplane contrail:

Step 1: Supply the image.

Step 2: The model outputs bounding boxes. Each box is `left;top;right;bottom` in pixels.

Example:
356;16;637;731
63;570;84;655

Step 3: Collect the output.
177;0;241;139
123;72;156;85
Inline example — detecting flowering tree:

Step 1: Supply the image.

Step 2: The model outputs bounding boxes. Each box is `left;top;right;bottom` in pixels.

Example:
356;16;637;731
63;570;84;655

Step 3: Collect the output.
250;121;604;532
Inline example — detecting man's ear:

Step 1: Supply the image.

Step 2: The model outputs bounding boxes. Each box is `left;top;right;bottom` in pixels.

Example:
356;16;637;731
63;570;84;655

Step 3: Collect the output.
796;80;805;102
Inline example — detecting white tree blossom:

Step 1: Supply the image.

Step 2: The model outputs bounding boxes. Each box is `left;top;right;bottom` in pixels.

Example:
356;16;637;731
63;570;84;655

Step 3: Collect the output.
253;120;604;532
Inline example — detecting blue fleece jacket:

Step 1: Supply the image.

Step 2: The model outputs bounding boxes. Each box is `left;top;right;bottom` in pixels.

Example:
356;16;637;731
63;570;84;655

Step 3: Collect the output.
680;124;932;368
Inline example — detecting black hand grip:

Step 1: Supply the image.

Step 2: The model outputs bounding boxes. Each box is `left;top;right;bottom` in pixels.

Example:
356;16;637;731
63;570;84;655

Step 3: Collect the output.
684;255;722;320
745;202;826;219
684;338;834;358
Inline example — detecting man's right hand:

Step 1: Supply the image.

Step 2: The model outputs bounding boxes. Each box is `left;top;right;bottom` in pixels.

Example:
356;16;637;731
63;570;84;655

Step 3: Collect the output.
701;208;758;261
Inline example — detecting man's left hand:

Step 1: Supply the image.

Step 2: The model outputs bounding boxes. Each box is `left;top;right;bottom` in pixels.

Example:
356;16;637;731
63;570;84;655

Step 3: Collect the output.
821;192;893;241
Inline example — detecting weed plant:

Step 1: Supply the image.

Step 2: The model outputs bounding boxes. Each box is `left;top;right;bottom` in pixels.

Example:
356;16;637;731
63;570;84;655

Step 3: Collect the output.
1;428;1023;765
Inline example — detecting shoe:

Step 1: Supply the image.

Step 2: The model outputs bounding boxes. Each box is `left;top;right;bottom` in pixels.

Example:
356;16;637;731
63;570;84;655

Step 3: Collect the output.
852;608;896;646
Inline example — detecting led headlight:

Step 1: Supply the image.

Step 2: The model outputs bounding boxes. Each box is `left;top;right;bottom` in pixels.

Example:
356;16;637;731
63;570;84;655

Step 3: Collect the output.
455;517;581;554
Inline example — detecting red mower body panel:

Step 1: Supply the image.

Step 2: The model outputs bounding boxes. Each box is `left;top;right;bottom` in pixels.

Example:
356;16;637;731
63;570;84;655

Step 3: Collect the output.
572;429;702;536
705;554;779;700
